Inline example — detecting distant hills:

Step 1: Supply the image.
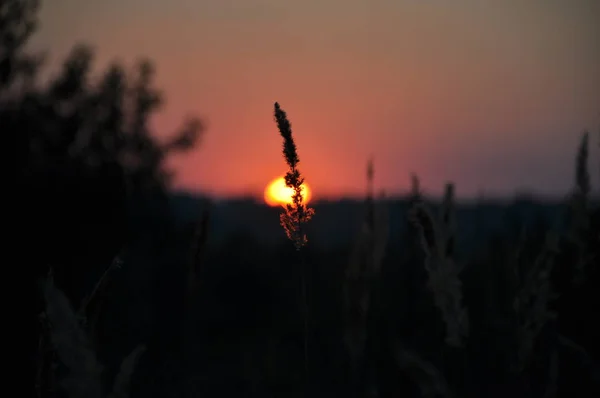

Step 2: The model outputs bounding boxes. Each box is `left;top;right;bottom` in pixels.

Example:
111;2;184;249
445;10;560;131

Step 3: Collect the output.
168;191;575;252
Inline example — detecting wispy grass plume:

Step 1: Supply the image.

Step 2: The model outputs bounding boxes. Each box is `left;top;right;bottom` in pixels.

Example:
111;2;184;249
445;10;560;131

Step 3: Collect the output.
42;270;145;398
512;230;559;371
274;102;314;250
42;273;103;398
409;184;469;348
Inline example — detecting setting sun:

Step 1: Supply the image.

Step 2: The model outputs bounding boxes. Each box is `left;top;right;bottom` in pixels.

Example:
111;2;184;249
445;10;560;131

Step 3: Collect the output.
264;176;312;207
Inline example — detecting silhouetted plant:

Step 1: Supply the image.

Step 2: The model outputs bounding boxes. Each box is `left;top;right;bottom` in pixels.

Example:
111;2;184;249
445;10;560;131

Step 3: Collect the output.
274;102;314;250
273;102;315;395
42;273;145;398
566;131;593;285
409;184;469;348
344;159;389;395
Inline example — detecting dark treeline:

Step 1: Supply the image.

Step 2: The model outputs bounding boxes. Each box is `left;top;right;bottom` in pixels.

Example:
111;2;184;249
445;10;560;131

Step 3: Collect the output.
9;1;600;398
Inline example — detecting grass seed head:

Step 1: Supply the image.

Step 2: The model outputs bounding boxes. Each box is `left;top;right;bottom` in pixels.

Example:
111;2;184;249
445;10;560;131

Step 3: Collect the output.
273;102;314;249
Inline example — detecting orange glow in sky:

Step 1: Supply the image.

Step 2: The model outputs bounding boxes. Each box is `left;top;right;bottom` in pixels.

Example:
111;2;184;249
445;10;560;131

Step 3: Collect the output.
33;0;600;199
264;176;312;207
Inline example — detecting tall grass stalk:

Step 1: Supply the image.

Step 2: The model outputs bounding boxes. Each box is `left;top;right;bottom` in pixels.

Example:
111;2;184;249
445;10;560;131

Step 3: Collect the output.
273;102;314;394
409;184;469;348
345;158;388;390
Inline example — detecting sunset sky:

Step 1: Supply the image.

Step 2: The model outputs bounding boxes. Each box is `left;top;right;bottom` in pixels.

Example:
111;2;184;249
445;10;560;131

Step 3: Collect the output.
31;0;599;200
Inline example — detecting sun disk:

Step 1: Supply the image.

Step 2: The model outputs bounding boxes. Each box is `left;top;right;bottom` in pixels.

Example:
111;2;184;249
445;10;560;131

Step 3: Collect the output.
264;176;312;207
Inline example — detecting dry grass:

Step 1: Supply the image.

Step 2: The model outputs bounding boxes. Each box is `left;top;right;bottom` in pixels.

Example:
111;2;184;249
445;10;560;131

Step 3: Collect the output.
339;130;599;397
345;159;389;369
409;183;469;348
274;102;315;250
40;271;145;398
34;107;599;398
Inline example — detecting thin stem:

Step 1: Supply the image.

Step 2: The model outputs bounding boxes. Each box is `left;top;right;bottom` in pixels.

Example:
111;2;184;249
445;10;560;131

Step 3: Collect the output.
300;240;310;396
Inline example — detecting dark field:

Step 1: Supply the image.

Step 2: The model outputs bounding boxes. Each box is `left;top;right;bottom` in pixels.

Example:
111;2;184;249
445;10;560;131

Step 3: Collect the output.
27;181;600;398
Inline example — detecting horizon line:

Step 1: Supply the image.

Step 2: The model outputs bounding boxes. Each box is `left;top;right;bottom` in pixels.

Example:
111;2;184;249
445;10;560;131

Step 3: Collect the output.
169;188;600;205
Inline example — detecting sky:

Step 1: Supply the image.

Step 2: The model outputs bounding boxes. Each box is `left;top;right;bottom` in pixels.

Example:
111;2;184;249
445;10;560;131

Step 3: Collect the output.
31;0;600;200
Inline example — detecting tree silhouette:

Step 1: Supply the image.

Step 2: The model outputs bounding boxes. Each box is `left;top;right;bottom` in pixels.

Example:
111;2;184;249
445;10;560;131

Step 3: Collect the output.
0;0;40;93
3;2;204;396
5;0;204;282
21;45;203;194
